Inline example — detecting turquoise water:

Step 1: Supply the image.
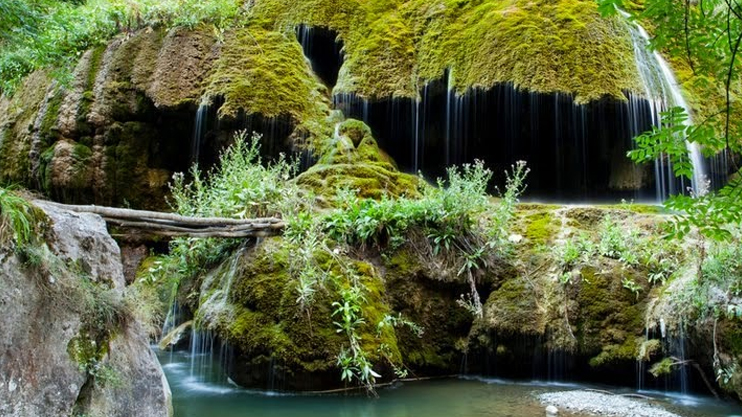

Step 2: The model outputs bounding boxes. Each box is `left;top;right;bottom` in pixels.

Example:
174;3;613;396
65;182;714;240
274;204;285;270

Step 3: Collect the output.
157;349;741;417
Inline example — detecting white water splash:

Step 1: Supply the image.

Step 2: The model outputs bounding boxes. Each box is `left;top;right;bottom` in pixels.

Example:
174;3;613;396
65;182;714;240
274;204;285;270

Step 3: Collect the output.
621;10;707;198
192;98;210;164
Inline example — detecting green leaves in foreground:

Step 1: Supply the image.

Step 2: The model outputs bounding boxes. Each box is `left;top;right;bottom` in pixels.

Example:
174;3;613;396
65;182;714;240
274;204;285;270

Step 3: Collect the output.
628;107;694;180
0;186;43;248
628;105;742;241
664;178;742;241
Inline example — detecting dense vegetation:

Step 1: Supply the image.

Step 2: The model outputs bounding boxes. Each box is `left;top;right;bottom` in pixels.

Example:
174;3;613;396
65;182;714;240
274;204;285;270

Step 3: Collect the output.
1;0;740;399
594;0;742;389
600;0;742;239
0;0;245;93
142;130;528;391
0;0;642;102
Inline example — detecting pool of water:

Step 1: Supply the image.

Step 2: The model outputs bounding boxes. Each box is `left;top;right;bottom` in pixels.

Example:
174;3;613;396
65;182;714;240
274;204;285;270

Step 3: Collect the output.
157;349;741;417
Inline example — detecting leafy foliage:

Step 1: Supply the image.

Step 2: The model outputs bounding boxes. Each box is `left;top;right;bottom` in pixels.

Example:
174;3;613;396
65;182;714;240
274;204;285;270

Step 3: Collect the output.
0;186;44;248
167;129;304;273
0;0;246;93
628;107;694;180
601;0;742;240
154;129;529;390
324;160;526;255
702;235;742;297
332;287;380;390
553;213;682;288
170;130;300;220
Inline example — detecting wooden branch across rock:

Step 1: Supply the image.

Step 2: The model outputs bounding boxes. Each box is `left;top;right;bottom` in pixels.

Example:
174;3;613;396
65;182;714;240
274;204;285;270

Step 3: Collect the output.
34;200;285;238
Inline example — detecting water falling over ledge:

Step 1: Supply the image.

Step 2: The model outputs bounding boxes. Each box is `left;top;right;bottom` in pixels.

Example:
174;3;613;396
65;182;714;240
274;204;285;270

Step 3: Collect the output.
296;25;344;89
335;83;659;202
621;10;711;199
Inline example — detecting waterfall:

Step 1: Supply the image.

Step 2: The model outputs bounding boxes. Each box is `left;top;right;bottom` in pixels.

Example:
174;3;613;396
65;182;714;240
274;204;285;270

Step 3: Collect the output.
191;100;210;165
161;301;181;338
189;329;215;377
622;11;708;198
184;246;246;383
29;83;58;188
330;12;722;200
445;70;455;167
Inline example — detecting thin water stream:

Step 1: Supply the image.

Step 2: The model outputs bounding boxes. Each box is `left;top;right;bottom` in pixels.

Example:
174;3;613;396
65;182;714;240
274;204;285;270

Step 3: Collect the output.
157;349;741;417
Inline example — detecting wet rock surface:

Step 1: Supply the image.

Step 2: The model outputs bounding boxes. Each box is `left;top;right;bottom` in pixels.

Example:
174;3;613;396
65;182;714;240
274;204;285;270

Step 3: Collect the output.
539;391;681;417
0;202;171;417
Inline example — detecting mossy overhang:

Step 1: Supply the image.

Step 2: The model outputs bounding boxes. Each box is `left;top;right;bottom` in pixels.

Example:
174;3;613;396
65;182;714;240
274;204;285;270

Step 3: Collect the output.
252;0;643;103
204;27;332;127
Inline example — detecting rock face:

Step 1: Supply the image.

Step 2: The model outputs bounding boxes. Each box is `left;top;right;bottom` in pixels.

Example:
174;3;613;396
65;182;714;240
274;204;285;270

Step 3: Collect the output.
0;24;329;210
0;202;171;417
0;0;650;208
167;204;741;398
181;237;473;391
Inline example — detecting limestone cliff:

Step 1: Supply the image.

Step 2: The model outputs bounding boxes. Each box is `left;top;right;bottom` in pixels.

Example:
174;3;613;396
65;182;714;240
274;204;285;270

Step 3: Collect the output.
0;201;171;417
0;0;645;209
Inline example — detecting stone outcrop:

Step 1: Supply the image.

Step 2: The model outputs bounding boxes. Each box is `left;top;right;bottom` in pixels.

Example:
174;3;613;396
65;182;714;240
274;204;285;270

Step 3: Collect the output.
161;204;741;398
0;0;648;209
0;201;171;417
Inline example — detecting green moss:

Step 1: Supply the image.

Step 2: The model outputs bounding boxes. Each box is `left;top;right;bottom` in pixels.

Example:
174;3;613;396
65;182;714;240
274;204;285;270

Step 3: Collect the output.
253;0;640;102
564;206;608;228
195;237;401;378
67;333;109;370
297;119;421;203
206;28;331;124
649;357;675;377
130;29;167;91
298;163;420;202
636;338;661;361
101;121;165;207
516;203;562;211
0;71;51;184
383;248;470;372
35;86;64;148
387;248;423;277
76;46;107;134
576;266;647;355
39;145;56;193
589;336;641;367
484;277;545;335
603;203;665;214
338;119;372;146
524;211;556;245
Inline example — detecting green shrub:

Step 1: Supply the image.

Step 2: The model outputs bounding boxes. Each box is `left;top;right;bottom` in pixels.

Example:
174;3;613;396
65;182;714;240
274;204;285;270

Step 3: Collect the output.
323;159;522;253
0;186;44;248
0;0;246;93
170;130;301;219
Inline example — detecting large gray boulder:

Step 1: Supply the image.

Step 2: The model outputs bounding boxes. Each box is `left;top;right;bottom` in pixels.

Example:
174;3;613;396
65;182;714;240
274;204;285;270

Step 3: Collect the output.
0;201;171;417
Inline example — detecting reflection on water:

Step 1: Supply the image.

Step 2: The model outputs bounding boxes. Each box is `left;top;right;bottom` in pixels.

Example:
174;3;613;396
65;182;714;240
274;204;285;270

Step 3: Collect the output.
157;349;741;417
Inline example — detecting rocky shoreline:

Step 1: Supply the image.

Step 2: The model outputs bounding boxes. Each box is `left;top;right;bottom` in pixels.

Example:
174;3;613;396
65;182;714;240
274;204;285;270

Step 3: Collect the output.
539;390;681;417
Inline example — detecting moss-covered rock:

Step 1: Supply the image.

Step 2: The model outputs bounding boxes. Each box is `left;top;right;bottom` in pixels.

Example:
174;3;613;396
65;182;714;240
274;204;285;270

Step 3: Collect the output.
190;238;405;390
484;276;547;336
575;266;647;356
254;0;641;102
148;27;217;107
382;248;472;372
297;119;421;202
206;28;330;124
476;205;667;380
0;71;53;184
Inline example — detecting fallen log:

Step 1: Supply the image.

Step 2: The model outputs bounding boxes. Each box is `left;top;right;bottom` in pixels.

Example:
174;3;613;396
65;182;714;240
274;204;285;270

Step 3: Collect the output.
34;200;285;238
